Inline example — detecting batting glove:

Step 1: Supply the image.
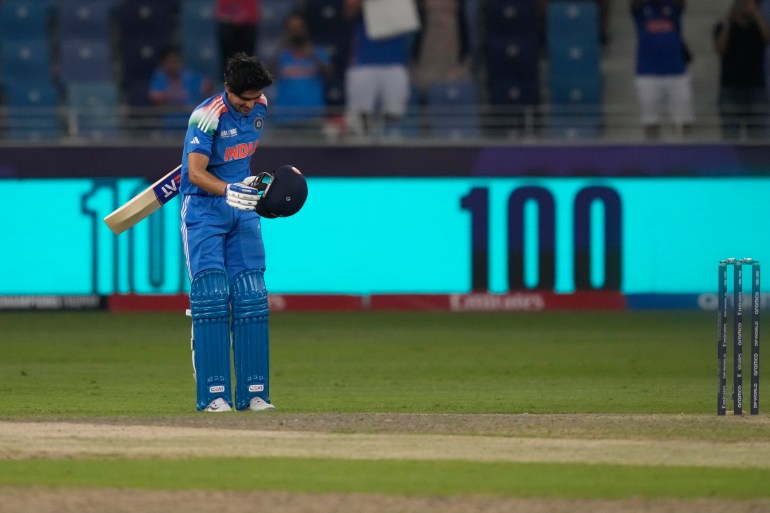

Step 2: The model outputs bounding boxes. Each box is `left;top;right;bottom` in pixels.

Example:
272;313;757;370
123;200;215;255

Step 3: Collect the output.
225;182;260;210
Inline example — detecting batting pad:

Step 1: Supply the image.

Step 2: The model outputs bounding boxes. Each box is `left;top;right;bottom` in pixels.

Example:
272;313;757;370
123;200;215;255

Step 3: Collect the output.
230;269;270;410
190;269;232;411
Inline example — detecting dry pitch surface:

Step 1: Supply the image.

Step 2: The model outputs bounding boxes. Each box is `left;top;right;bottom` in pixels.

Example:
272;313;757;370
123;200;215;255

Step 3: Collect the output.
2;413;770;513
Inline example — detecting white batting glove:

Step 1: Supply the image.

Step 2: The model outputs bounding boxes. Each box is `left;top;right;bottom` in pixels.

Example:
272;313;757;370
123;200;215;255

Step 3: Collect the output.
225;182;260;210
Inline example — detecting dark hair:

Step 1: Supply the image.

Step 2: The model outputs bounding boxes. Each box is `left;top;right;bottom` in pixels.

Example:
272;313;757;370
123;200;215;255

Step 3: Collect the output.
224;53;274;94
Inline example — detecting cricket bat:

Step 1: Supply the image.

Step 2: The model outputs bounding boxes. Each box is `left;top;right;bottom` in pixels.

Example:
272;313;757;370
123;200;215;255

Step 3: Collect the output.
104;165;182;235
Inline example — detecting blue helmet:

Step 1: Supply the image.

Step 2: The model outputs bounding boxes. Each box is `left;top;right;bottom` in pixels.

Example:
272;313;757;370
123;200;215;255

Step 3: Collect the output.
253;165;308;218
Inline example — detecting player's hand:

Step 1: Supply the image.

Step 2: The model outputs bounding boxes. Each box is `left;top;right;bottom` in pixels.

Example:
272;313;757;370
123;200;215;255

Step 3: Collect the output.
225;182;260;210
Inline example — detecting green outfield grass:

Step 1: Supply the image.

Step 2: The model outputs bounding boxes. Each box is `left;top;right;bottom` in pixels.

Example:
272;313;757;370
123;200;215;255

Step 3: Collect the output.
0;311;724;416
2;310;768;506
1;458;768;500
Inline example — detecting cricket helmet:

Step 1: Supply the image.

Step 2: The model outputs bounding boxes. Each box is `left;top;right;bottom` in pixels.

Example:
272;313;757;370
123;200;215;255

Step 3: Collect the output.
253;165;308;218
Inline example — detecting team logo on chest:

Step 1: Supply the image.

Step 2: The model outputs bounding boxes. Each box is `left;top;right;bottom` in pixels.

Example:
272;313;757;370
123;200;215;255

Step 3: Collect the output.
254;117;264;130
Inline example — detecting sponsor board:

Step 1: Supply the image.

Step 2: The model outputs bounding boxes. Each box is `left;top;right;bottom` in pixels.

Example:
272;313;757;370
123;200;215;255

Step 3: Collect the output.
0;295;104;311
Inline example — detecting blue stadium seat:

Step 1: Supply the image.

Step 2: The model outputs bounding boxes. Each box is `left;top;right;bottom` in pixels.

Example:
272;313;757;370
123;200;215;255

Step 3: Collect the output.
0;39;52;83
488;77;540;106
119;0;178;39
124;78;151;106
67;82;121;139
484;0;537;35
547;107;602;139
547;1;599;39
427;80;481;140
383;85;420;139
180;0;218;78
260;0;299;41
484;33;540;81
549;75;601;105
180;0;216;41
0;0;54;42
183;37;219;81
3;79;62;140
486;77;541;137
59;39;112;84
304;0;345;39
547;76;602;139
546;1;601;139
57;0;114;41
548;37;600;77
120;35;168;86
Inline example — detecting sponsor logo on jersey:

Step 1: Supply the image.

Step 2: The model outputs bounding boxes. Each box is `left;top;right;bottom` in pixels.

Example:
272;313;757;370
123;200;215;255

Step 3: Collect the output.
220;128;238;138
189;136;200;145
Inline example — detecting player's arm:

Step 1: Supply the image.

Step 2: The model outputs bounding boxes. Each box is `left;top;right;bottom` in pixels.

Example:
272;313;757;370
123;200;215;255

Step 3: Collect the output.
188;151;228;195
188;151;262;210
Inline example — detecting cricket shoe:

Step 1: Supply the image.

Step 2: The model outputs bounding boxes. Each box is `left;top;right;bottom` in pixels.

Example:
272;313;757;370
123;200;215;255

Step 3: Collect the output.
247;397;275;411
204;398;232;412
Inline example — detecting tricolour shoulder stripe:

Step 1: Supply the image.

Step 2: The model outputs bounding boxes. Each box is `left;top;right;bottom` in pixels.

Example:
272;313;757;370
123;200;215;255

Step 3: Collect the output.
258;94;268;107
190;95;227;135
198;96;226;134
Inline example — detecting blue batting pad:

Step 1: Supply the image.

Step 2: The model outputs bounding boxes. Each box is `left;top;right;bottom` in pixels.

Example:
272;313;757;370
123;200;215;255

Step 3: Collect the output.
190;269;232;411
231;269;270;410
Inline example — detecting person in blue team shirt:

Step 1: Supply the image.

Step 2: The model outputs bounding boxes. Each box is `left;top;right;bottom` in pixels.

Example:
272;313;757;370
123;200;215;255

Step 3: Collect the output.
631;0;694;139
344;0;415;137
149;46;213;132
271;13;333;129
181;53;276;413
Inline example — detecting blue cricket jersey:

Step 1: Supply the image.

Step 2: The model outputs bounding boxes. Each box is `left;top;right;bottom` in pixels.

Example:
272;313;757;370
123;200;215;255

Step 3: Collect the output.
632;1;686;76
180;91;269;280
181;91;268;195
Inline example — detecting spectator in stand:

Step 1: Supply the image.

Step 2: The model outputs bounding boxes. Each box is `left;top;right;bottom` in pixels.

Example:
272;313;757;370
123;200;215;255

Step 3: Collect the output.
149;46;214;131
270;12;333;132
216;0;260;75
715;0;770;140
343;0;417;137
631;0;694;139
411;0;471;102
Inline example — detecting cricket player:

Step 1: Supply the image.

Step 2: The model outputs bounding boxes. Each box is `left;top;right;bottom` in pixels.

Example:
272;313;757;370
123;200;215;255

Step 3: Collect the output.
180;53;306;412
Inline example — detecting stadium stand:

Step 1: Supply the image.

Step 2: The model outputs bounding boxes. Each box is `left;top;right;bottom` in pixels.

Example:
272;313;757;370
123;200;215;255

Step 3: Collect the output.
0;0;54;42
546;1;602;138
259;0;300;63
3;79;61;140
0;39;53;85
59;39;114;84
57;0;113;41
483;0;541;137
0;0;734;143
180;0;218;81
302;0;349;108
67;82;121;139
427;79;481;139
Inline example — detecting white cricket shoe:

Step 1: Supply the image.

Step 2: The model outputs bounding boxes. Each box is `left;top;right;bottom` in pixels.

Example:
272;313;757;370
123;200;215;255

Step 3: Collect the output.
247;397;275;411
204;398;232;412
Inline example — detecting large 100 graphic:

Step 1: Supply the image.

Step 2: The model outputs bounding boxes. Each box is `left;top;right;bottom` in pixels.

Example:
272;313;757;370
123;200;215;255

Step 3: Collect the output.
81;179;623;295
2;178;764;294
